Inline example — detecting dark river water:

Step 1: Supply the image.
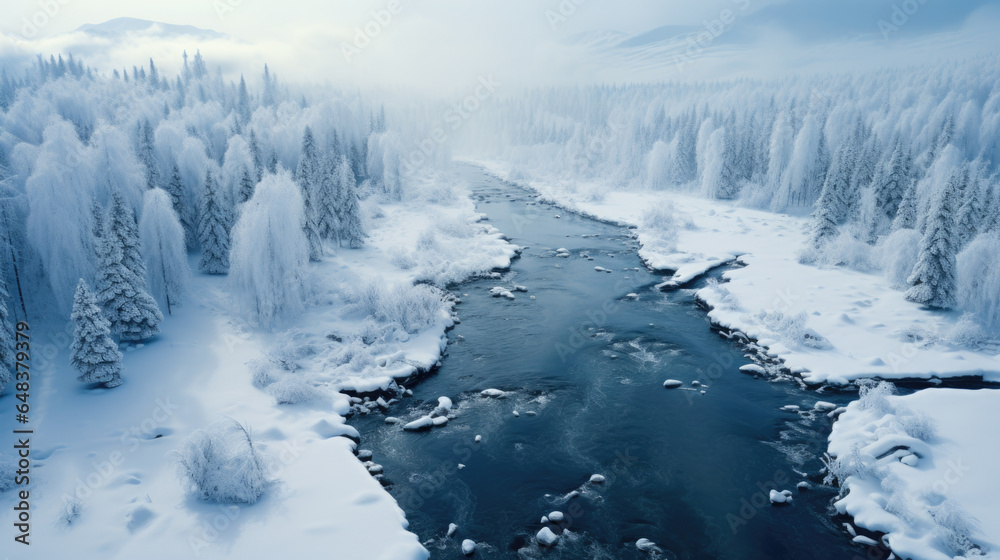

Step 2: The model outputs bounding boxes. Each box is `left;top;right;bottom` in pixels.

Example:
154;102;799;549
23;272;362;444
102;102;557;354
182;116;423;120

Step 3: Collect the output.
353;165;863;559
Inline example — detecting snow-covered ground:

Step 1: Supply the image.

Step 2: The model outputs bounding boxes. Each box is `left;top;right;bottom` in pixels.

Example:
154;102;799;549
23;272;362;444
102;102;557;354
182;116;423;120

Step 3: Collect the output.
0;170;516;559
472;160;1000;386
827;385;1000;560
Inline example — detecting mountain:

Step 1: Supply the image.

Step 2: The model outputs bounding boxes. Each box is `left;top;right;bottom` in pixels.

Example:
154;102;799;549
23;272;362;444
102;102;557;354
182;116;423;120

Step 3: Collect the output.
75;17;228;40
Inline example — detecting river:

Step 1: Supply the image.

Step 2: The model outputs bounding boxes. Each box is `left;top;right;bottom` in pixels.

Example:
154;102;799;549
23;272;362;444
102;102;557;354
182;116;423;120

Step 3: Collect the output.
353;166;863;559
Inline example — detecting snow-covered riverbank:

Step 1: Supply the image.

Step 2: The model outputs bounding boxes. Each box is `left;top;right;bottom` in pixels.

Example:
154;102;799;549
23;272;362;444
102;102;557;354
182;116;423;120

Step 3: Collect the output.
0;170;516;559
827;384;1000;560
472;160;1000;386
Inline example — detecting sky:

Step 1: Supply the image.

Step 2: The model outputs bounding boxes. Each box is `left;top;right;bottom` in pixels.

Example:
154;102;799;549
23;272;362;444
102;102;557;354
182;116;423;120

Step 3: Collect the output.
1;0;999;92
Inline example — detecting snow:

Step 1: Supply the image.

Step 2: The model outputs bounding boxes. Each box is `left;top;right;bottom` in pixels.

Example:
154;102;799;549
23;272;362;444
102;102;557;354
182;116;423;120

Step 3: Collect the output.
828;386;1000;560
447;523;458;537
0;168;516;559
662;379;683;388
474;160;1000;386
636;538;663;553
769;489;793;504
536;527;560;546
589;474;606;484
547;511;565;522
461;539;477;555
480;388;507;398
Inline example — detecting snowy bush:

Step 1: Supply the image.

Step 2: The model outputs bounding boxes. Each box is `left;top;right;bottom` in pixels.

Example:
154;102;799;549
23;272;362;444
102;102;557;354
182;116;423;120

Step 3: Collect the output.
174;419;271;504
641;201;679;253
946;313;991;348
266;376;327;405
930;501;981;557
895;409;936;441
352;278;444;334
956;233;1000;330
754;309;832;350
702;278;741;311
820;230;878;272
880;229;922;289
857;380;897;416
60;496;83;526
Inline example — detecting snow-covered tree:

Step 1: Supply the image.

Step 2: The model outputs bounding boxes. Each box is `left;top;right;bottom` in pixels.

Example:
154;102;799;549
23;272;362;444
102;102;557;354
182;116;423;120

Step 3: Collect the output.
0;279;15;395
70;279;124;388
140;188;189;314
296;127;323;260
872;141;914;230
955;161;987;250
906;169;962;309
106;191;146;281
315;156;339;240
335;155;365;248
95;216;163;341
230;171;309;326
198;169;231;274
238;167;256;205
138;119;160;189
165;164;193;247
25;118;96;312
248;129;264;182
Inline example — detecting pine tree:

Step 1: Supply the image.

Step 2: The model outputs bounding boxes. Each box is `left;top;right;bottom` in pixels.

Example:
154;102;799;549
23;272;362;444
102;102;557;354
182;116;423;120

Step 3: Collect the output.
296;127;323;260
95;220;163;342
165;164;194;248
139;119;160;189
336;156;366;248
0;279;15;395
248;129;264;182
107;192;146;282
955;161;986;250
198;170;231;274
315;156;339;240
267;150;279;174
238;167;256;205
237;75;251;125
892;177;919;231
905;169;961;310
873;141;913;223
70;279;124;388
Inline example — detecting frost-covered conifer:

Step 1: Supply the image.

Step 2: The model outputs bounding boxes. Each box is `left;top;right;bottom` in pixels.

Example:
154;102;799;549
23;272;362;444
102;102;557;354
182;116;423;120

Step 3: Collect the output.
906;169;962;309
198;169;231;274
95;217;163;341
238;167;256;205
336;156;365;248
165;164;193;246
138;119;160;189
296;127;323;260
107;191;146;281
70;279;124;387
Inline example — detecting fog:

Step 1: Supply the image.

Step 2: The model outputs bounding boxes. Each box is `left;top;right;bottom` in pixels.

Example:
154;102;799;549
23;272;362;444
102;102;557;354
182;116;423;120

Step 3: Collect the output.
2;0;1000;91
